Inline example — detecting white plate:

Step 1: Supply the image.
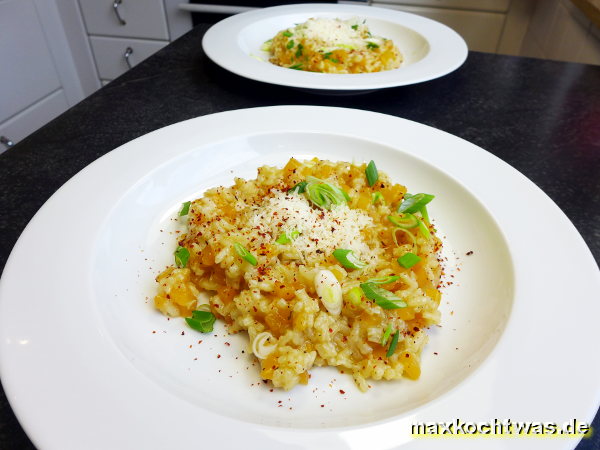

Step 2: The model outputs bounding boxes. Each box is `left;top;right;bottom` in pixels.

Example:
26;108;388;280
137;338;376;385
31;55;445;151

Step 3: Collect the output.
1;106;598;450
202;4;468;91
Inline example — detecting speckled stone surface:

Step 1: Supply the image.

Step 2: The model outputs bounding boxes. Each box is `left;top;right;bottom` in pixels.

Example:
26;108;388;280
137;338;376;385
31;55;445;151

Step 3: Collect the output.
0;24;598;450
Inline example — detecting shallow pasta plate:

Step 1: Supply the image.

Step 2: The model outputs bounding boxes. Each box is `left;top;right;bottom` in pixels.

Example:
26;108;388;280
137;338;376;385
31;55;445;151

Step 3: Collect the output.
202;4;468;91
0;106;599;450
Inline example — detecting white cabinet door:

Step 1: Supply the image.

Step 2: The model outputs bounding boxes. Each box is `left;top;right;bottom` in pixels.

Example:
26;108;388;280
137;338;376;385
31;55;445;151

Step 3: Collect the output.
89;36;168;80
371;0;510;13
0;0;62;123
0;89;68;153
78;0;169;40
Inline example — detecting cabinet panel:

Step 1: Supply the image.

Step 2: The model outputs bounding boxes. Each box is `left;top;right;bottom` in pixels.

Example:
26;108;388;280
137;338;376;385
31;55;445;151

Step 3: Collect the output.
78;0;169;40
89;36;168;80
0;0;62;123
373;3;505;52
374;0;511;13
0;89;68;152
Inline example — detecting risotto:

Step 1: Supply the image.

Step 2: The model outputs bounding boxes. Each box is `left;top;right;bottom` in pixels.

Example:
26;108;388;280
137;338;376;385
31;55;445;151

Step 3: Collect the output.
154;158;443;391
263;17;402;74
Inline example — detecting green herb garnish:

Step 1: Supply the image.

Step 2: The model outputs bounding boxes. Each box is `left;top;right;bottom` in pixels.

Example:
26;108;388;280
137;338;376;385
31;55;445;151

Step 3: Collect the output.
388;213;419;229
275;230;300;244
360;282;407;309
365;160;378;186
283;30;293;37
286;40;295;49
351;24;359;30
288;181;307;194
323;52;340;63
398;252;421;269
372;192;384;205
332;249;368;269
289;63;303;70
386;331;399;357
398;193;435;214
174;246;190;268
179;201;191;216
366;275;399;285
417;219;431;240
366;42;379;50
381;324;393;345
295;43;304;57
185;310;216;333
304;176;350;210
234;243;257;266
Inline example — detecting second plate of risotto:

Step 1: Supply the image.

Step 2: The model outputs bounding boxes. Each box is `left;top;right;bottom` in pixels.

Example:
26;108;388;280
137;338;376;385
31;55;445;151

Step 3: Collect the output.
202;4;468;91
2;107;599;449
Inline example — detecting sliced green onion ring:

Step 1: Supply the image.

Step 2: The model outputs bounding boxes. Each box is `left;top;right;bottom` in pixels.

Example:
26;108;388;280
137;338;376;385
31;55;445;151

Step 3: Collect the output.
366;275;399;285
179;201;191;216
388;213;419;229
174;246;190;268
275;230;300;244
185;310;216;333
392;228;417;250
398;193;435;214
365;160;378;187
381;324;393;345
333;249;368;269
417;219;431;240
304;176;349;210
386;331;400;357
359;283;407;309
372;192;384;205
288;181;307;194
346;286;364;306
398;252;421;269
233;243;258;266
420;204;430;225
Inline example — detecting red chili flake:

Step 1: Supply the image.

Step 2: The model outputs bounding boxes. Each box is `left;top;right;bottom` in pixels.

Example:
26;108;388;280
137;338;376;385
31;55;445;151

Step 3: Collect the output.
321;405;325;408
188;345;192;349
180;331;185;336
434;352;438;355
466;251;474;255
225;342;231;346
269;389;273;392
217;354;221;359
198;340;202;344
339;390;345;394
413;327;420;332
152;331;156;334
328;328;333;333
405;353;410;358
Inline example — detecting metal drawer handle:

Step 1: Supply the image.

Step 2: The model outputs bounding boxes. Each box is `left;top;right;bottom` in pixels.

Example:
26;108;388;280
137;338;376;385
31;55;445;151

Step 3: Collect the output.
113;0;126;25
1;136;15;148
124;46;133;69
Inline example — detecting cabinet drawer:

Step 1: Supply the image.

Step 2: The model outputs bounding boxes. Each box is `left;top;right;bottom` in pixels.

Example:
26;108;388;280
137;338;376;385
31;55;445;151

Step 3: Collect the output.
0;0;61;123
78;0;169;40
90;36;168;80
0;89;68;152
373;3;505;52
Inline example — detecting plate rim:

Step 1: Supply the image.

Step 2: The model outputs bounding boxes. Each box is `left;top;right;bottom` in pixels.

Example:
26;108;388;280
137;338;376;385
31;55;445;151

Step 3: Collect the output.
201;3;468;91
1;106;599;450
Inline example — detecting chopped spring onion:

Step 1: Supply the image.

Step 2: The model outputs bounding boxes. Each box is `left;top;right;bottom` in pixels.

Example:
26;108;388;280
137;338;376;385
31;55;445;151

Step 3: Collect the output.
346;286;363;306
282;30;293;37
174;246;190;268
365;160;378;186
417;219;431;240
366;42;379;49
398;193;435;214
275;230;300;244
386;331;400;357
420;204;430;224
295;43;304;57
233;243;257;266
359;283;407;309
388;213;419;229
392;227;417;250
372;192;384;205
398;252;421;269
381;324;393;345
323;52;340;63
366;275;399;285
286;39;295;49
351;24;359;30
261;39;272;52
333;249;368;269
304;176;349;210
288;181;307;194
179;201;191;216
315;270;343;316
185;310;216;333
289;63;303;70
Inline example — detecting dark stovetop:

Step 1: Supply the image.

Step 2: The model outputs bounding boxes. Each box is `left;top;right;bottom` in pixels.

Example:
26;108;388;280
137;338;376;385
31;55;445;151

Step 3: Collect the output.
0;23;598;450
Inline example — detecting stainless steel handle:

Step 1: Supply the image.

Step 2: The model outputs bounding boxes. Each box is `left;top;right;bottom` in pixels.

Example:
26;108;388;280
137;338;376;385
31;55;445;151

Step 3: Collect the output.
113;0;126;25
124;47;133;69
0;136;14;148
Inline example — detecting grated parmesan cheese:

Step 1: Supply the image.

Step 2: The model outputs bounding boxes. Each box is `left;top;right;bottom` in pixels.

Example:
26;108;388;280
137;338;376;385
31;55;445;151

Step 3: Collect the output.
249;191;376;262
296;17;378;51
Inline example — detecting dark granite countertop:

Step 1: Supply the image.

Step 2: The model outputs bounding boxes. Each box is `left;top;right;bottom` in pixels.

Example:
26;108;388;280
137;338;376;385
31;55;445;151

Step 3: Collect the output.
0;24;598;449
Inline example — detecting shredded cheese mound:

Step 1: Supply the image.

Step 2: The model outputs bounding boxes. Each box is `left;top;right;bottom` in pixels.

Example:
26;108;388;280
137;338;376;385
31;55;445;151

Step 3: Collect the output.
250;191;375;262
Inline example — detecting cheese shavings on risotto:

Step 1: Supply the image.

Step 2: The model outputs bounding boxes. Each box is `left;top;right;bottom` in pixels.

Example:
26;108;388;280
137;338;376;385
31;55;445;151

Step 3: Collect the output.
263;17;403;73
154;158;443;392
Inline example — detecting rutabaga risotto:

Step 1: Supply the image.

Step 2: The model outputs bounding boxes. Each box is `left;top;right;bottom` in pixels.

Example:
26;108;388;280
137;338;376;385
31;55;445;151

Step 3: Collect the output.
263;17;402;74
154;158;442;391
